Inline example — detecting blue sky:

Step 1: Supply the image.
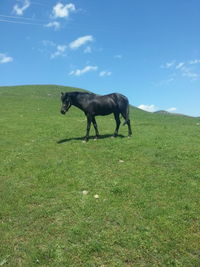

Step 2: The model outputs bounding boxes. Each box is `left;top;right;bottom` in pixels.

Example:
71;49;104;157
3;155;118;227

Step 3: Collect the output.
0;0;200;116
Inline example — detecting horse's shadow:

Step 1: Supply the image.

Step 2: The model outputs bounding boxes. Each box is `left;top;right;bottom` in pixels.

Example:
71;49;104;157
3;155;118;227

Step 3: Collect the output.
57;134;125;144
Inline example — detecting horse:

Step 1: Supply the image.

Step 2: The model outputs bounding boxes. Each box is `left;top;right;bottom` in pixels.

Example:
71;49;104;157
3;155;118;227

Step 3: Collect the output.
60;91;132;142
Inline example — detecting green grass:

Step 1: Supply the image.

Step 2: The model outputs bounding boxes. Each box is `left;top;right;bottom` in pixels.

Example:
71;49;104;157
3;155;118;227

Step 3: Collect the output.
1;85;200;266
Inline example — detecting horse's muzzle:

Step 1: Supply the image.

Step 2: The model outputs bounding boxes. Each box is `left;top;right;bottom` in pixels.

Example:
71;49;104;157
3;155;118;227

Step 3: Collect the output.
60;110;66;115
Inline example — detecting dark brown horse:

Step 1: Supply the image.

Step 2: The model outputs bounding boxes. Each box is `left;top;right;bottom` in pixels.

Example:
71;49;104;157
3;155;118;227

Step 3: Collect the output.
60;91;132;141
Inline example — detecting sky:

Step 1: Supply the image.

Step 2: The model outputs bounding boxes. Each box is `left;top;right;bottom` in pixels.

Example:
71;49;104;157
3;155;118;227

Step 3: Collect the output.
0;0;200;117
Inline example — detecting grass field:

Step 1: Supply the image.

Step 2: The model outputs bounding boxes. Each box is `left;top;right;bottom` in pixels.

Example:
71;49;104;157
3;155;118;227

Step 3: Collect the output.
1;85;200;266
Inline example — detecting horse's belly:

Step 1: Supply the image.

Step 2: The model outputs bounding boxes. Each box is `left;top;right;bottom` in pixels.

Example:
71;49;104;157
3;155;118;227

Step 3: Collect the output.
96;111;112;116
95;107;114;116
89;100;117;116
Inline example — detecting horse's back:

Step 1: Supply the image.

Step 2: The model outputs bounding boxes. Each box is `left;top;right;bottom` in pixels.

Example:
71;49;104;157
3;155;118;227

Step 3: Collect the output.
72;91;129;115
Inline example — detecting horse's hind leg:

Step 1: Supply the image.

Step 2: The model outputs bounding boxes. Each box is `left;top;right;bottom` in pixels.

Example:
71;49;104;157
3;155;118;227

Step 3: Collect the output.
113;112;121;137
84;115;92;142
121;111;132;137
127;119;132;137
92;117;99;139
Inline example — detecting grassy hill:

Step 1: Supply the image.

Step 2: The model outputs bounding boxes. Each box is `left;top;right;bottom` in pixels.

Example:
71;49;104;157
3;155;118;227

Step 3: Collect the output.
1;85;200;266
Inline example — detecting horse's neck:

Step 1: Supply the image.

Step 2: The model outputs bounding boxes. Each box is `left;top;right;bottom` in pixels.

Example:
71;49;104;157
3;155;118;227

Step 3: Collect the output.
71;93;85;110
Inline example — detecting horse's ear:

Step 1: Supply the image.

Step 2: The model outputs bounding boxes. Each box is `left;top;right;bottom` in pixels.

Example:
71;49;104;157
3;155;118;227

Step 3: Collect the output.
61;92;64;96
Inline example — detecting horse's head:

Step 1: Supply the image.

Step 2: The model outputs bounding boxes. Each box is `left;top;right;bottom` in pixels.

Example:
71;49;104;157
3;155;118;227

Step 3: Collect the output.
60;92;71;114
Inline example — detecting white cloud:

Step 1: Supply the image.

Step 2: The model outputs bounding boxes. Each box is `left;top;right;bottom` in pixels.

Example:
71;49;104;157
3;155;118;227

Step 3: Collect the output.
51;2;76;19
42;40;56;47
51;45;67;58
138;104;158;112
99;70;112;77
177;64;198;79
162;60;199;80
189;59;200;65
138;104;178;113
13;0;30;16
0;53;13;64
84;46;92;53
44;21;60;30
162;61;175;69
181;66;198;79
114;54;122;59
167;107;177;112
69;35;93;50
69;65;98;76
175;62;184;69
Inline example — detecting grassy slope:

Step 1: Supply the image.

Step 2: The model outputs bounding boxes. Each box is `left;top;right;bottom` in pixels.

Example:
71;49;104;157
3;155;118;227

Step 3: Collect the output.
0;85;200;266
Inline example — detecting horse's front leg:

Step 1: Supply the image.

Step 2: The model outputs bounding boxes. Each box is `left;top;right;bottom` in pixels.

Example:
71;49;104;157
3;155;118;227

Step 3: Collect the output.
84;115;92;142
92;117;99;139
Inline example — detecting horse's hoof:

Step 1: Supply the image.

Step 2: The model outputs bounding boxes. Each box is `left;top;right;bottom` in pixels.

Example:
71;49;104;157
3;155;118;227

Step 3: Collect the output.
82;140;87;143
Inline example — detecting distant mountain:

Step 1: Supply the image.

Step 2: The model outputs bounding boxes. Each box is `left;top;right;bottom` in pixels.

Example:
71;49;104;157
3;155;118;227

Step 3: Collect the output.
154;110;192;117
154;110;171;115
